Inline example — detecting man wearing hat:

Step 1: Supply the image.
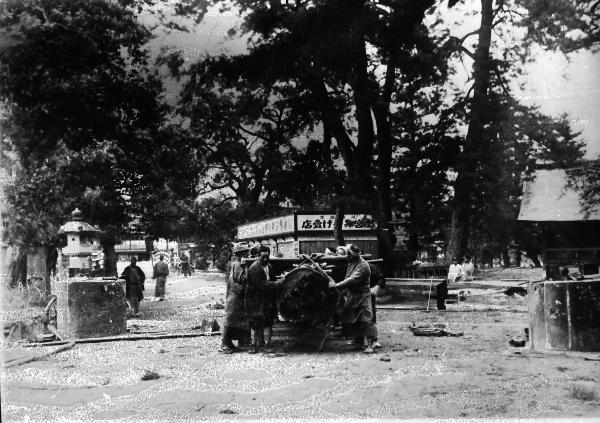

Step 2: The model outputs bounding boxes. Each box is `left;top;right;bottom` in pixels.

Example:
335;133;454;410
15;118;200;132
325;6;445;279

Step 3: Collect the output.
220;243;251;353
329;244;378;353
246;245;279;353
153;254;169;301
120;257;146;318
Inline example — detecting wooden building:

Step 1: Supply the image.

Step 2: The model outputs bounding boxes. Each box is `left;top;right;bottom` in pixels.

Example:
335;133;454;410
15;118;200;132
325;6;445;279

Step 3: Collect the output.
518;169;600;280
236;212;380;258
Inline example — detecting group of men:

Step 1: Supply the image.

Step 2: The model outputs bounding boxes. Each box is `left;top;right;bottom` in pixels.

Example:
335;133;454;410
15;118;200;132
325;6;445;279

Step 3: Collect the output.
221;243;385;355
221;244;278;354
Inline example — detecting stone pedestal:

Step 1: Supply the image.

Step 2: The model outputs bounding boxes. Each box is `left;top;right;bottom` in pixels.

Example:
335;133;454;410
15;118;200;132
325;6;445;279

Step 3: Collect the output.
528;280;600;352
57;250;70;281
56;278;127;339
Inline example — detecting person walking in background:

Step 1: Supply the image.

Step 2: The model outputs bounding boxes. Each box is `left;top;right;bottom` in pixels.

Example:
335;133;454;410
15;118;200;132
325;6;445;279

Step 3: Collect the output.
120;257;145;317
220;243;251;354
246;245;279;354
153;254;169;301
181;254;191;277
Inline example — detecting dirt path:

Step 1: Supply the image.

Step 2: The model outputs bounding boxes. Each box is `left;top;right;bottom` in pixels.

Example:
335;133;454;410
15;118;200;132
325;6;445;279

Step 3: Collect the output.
2;272;599;421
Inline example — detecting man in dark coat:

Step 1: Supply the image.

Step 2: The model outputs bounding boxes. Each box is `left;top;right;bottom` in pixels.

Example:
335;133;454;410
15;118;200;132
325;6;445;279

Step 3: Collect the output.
153;254;169;300
329;244;378;353
181;255;192;277
120;257;145;317
245;245;278;353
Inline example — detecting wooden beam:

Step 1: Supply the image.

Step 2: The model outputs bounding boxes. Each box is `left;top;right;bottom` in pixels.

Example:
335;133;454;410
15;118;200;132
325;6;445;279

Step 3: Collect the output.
27;331;221;347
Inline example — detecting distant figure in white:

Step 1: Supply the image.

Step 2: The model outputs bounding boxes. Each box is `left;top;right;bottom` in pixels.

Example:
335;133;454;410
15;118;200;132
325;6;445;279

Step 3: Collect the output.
447;257;464;283
462;255;474;281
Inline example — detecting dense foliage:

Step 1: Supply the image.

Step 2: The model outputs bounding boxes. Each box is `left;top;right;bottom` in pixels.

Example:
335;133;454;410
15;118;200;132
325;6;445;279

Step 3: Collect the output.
2;0;599;287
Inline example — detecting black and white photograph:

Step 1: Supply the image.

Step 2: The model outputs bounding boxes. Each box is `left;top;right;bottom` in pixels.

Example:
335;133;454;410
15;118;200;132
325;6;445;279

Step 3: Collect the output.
1;0;599;421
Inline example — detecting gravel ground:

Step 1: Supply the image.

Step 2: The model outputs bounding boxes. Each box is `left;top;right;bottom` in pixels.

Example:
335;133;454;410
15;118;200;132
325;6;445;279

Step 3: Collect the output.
2;271;600;422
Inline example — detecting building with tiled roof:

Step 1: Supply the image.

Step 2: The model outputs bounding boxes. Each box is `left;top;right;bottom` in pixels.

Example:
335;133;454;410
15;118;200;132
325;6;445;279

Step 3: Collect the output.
518;169;600;280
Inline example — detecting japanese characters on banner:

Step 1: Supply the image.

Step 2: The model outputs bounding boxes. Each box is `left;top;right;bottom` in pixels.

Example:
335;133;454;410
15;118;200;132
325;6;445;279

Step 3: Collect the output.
237;214;295;240
296;214;375;231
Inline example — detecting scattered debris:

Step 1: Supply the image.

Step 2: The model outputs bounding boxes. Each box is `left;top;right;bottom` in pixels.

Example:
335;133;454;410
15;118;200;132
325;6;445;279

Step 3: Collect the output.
570;382;599;401
265;352;287;358
303;375;314;379
192;318;221;332
380;356;391;362
141;370;160;381
205;300;225;310
509;339;527;347
583;357;600;362
220;408;236;414
192;320;209;331
504;286;527;297
410;324;463;337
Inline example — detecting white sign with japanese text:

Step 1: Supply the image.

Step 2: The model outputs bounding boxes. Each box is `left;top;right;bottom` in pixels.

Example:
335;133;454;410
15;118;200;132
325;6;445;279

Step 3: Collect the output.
296;214;375;231
237;214;295;240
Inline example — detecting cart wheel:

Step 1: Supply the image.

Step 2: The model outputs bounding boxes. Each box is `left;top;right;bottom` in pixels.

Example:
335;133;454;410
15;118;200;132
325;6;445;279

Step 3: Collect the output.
44;296;57;327
43;296;63;340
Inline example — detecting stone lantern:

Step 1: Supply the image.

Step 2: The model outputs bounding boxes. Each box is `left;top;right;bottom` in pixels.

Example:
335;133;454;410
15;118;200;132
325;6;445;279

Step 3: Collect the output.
55;208;127;340
57;208;102;278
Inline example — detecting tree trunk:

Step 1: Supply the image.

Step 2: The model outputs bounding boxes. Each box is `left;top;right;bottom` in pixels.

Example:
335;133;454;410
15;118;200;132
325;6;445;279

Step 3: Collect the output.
102;240;117;277
525;248;542;267
9;248;27;288
514;249;522;267
446;0;494;262
333;197;345;247
44;245;58;295
407;194;419;262
502;248;511;268
372;106;395;275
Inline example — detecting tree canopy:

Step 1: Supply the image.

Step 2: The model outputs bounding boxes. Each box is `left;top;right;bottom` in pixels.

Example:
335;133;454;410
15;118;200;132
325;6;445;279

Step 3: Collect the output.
0;0;198;281
2;0;598;281
164;0;595;266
